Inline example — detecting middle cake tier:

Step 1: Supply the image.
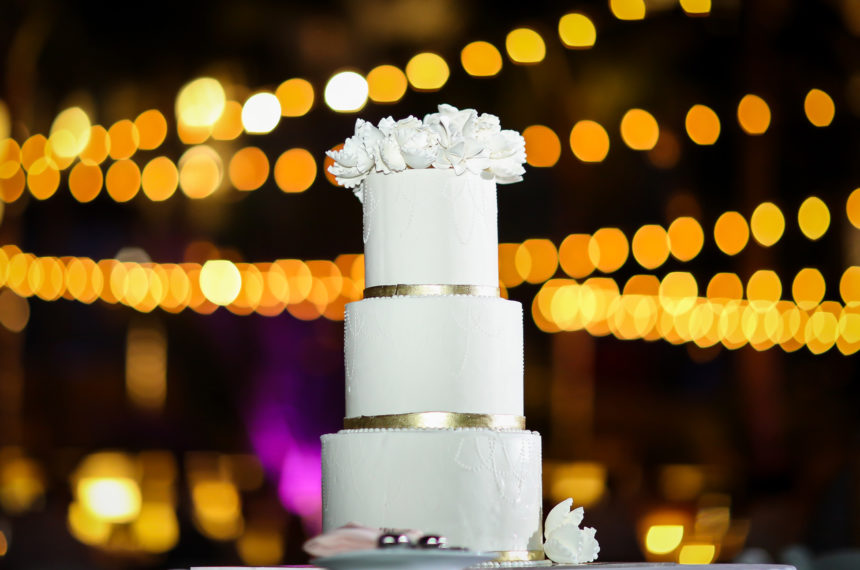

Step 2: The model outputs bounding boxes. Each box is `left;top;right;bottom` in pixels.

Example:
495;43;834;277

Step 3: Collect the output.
345;295;523;418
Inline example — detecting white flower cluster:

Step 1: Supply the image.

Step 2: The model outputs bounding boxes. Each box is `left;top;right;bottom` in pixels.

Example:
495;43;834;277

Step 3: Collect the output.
543;498;600;564
326;104;527;197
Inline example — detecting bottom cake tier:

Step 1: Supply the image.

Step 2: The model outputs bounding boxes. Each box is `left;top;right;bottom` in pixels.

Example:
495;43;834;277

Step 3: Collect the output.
321;428;544;559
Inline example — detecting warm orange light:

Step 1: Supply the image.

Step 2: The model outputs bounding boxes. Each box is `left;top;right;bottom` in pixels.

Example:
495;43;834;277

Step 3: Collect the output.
707;273;743;301
176;77;226;128
611;0;646;19
405;53;450;91
648;129;681;169
69;162;103;203
79;125;111;165
21;135;47;172
804;88;835;127
588;228;629;273
521;239;558;284
750;202;784;246
179;145;223;199
659;272;698;315
0;167;25;202
105;159;141;202
847;188;860;229
274;148;316;193
558;13;596;48
26;161;60;200
211;101;244;141
135;109;168;150
229;147;269;191
276;78;315;117
666;217;704;262
558;234;595;279
737;94;771;135
460;41;503;77
31;257;65;301
713;211;749;255
141;157;179;201
685;105;720;145
840;266;860;306
324;144;343;187
620;109;659;151
680;0;711;15
797;196;830;240
523;125;561;167
107;119;140;160
177;120;211;145
570;120;610;162
505;28;546;64
0;138;20;179
792;268;825;310
678;544;716;564
746;270;781;311
499;243;524;288
631;224;669;269
366;65;409;103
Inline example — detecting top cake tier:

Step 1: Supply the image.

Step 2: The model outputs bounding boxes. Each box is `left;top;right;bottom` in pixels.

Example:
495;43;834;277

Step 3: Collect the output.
362;169;499;288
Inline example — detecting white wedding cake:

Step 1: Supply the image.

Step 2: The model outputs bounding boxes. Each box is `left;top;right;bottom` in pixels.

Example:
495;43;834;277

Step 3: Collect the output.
320;105;544;560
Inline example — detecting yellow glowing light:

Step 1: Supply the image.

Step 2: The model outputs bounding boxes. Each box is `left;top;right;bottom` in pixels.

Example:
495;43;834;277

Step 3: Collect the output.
645;525;684;555
276;78;315;117
737;94;771;135
558;13;596;48
685;104;720;145
31;257;65;301
212;101;244;141
551;283;582;331
134;109;168;150
67;501;111;546
0;138;20;179
521;239;558;284
242;92;281;134
460;41;503;77
558;234;595;279
26;160;60;200
570;120;610;162
547;462;606;507
78;477;141;523
0;289;29;332
237;525;284;566
200;260;241;306
191;479;242;538
804;88;835;127
747;270;781;311
405;52;450;91
176;77;226;127
108;119;140;160
20;134;47;172
79;125;110;165
847;188;860;229
523;125;561;167
126;321;167;410
498;243;524;288
750;202;785;246
69;162;103;203
589;228;628;273
505;28;546;64
105;159;141;202
229;147;269;191
631;224;669;269
667;217;704;262
65;258;102;303
792;268;825;311
840;266;860;306
133;502;179;553
179;145;223;199
797;196;830;240
141;156;179;201
680;0;711;14
0;168;25;203
708;273;743;301
620;109;659;151
178;120;211;145
660;272;698;315
713;211;749;256
678;544;716;564
611;0;646;20
274;148;316;193
49;107;92;158
659;465;705;502
807;308;839;354
366;65;409;103
324;71;369;113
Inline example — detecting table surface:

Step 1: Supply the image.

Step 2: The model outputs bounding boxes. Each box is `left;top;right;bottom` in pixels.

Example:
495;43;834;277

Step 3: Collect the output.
190;564;797;569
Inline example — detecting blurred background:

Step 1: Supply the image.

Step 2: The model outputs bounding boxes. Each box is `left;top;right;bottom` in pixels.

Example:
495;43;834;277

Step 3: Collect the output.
0;0;859;567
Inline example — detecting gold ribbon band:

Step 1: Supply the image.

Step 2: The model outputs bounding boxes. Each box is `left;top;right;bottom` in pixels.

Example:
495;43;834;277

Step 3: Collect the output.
363;284;500;298
491;550;546;562
343;412;526;430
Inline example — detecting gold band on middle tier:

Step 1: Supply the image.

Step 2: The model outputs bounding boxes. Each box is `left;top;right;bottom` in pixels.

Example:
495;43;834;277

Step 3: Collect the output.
492;549;546;562
343;412;526;430
363;284;500;298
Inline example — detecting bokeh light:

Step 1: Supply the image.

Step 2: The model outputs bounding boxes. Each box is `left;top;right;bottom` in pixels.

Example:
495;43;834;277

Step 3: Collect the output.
366;65;408;103
200;260;241;306
0;100;9;139
659;272;698;315
460;41;503;77
141;157;179;201
21;135;47;172
750;202;785;247
405;52;450;91
620;109;659;150
179;145;223;199
685;104;721;145
105;159;141;202
27;160;60;200
520;239;558;284
505;28;546;64
274;148;316;193
324;71;368;113
79;125;110;165
523;125;561;167
611;0;646;20
242;92;281;134
631;224;669;269
0;138;20;179
708;273;744;301
176;77;226;127
840;266;860;306
589;228;629;273
558;234;595;279
49;107;91;159
570;120;610;162
804;88;835;127
792;268;825;310
680;0;712;15
276;78;314;117
713;211;749;255
0;168;25;203
212;101;244;141
108;120;140;160
797;196;830;240
229;147;269;191
558;13;596;48
77;477;141;523
737;94;771;135
69;162;103;203
667;217;704;262
747;270;781;311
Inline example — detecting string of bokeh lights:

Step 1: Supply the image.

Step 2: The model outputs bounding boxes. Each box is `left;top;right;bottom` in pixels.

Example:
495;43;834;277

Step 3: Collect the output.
0;3;857;359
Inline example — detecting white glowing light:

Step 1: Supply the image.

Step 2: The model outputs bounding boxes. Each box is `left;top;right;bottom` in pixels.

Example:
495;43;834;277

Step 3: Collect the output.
324;71;369;113
78;477;141;523
200;260;241;306
176;78;226;128
241;93;281;134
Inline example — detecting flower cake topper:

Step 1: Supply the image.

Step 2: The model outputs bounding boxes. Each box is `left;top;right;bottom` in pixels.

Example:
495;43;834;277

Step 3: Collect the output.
543;497;600;564
327;104;527;199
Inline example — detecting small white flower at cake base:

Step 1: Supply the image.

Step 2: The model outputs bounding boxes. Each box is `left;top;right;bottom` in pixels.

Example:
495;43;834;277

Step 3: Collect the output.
543;498;600;564
326;104;527;201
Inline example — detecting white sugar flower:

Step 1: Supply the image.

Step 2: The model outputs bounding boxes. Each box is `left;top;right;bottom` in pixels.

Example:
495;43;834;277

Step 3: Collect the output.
326;129;374;193
543;498;600;564
486;129;527;184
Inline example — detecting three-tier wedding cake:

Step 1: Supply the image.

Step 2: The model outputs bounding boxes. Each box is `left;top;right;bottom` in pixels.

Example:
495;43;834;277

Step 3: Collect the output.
320;105;543;560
